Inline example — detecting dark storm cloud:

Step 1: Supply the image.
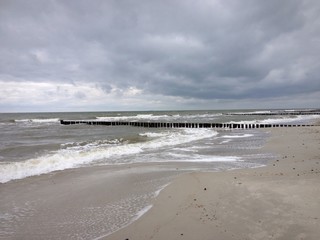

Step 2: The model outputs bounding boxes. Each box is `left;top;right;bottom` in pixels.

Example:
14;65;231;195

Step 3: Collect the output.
0;0;319;111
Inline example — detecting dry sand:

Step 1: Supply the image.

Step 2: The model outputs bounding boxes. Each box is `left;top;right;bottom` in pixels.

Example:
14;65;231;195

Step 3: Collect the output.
106;126;320;240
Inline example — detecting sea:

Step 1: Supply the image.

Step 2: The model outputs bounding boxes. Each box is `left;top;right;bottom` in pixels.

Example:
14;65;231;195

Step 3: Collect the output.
0;110;319;239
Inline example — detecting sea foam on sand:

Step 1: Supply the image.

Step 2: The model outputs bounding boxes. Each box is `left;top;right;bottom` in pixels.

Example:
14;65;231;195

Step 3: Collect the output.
106;126;320;240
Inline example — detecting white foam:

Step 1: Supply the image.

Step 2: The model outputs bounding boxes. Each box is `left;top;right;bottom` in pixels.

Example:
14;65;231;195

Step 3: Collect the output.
179;113;222;120
259;115;320;124
0;129;218;183
221;134;254;138
154;183;170;197
228;114;320;125
15;118;60;123
154;152;241;163
139;132;168;138
0;141;142;183
132;204;153;221
96;114;176;121
175;156;241;163
141;129;218;150
172;147;198;152
252;111;272;114
95;112;221;122
230;110;271;115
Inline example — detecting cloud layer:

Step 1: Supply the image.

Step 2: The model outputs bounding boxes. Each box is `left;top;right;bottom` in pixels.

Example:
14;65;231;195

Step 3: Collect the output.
1;0;319;111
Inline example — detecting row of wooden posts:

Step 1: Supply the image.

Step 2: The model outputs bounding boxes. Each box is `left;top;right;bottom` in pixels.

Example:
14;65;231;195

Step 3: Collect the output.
60;120;315;129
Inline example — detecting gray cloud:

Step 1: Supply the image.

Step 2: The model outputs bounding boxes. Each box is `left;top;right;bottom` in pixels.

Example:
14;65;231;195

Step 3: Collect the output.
0;0;319;111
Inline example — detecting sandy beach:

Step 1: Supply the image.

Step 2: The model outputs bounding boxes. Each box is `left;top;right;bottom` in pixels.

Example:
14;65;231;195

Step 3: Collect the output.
106;126;320;240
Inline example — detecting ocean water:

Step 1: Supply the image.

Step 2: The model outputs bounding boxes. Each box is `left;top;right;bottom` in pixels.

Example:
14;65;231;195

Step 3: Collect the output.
0;110;319;239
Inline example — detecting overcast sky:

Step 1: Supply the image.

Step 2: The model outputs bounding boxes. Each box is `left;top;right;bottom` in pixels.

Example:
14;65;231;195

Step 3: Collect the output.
0;0;319;112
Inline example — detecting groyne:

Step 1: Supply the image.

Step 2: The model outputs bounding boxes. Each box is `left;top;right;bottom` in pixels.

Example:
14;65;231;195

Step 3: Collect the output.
60;120;316;129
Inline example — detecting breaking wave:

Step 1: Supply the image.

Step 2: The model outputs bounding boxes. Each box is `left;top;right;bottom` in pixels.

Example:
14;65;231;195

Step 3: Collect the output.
14;118;60;123
0;128;222;183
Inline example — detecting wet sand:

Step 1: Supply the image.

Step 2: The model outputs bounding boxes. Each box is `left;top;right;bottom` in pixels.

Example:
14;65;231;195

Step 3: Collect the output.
0;164;181;239
106;126;320;240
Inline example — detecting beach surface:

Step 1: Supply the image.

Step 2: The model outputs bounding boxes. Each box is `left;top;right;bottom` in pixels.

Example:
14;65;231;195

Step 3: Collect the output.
106;126;320;240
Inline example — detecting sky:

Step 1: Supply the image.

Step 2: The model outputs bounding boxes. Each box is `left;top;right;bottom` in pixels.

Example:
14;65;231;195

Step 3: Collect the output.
0;0;319;112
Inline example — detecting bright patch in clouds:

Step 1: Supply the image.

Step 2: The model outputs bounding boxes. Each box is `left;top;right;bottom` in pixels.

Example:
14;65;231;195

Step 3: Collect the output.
0;81;102;104
145;34;204;50
31;49;50;63
0;81;147;111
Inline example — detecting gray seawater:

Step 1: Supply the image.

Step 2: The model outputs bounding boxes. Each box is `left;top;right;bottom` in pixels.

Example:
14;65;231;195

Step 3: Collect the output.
0;110;318;239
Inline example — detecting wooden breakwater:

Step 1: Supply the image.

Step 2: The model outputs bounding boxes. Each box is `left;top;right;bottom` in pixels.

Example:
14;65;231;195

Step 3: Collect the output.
60;120;316;129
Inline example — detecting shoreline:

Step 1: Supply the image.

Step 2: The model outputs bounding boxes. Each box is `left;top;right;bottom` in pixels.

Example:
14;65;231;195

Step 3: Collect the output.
105;126;320;240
